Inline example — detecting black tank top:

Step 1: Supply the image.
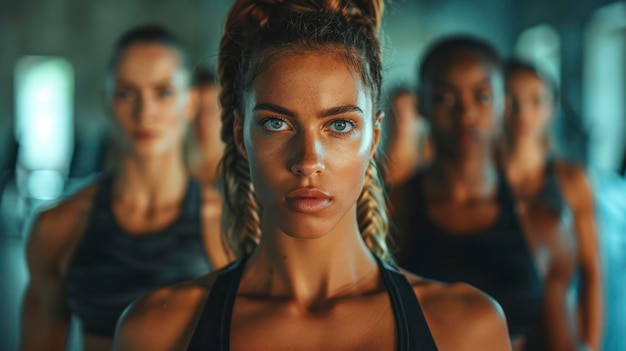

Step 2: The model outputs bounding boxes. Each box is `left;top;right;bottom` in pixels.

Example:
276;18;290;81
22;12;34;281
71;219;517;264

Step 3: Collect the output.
65;175;212;337
537;160;566;214
187;256;438;350
394;172;543;339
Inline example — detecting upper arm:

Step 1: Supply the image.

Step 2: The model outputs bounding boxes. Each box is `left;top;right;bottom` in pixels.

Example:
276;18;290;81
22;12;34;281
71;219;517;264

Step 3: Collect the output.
557;164;600;270
20;183;97;350
541;218;579;350
416;282;511;351
20;212;72;350
201;186;232;269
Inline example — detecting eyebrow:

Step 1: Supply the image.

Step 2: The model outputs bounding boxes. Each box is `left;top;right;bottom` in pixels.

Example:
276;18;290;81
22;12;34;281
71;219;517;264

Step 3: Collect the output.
433;78;492;89
253;103;364;118
115;77;174;87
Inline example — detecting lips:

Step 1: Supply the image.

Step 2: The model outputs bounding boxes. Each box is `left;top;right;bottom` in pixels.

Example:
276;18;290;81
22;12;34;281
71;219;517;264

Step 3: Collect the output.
134;129;158;140
458;129;480;144
285;188;332;214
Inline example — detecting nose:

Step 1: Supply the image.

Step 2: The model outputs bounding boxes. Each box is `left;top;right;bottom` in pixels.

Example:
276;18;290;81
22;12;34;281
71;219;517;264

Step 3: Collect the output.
457;95;478;127
289;131;326;177
133;94;156;122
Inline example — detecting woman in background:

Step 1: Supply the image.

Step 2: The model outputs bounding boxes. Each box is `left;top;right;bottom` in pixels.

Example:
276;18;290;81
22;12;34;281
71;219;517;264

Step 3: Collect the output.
20;24;229;351
188;66;224;186
381;86;432;187
392;36;579;351
500;59;603;351
114;1;511;350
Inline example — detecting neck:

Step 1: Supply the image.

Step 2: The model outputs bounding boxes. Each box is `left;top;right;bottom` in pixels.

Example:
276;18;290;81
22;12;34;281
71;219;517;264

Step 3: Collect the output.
430;153;498;201
244;206;379;308
114;149;188;207
503;139;547;179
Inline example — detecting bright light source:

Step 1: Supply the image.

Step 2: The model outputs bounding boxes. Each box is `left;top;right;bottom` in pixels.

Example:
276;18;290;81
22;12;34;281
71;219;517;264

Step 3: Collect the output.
14;56;74;200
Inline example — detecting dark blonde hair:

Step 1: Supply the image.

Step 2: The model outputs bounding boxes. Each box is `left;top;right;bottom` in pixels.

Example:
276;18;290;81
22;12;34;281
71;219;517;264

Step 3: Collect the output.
217;0;391;262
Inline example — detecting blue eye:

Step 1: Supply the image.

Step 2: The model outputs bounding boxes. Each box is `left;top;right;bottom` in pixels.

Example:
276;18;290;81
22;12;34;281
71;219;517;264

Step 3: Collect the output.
329;120;354;133
263;118;290;131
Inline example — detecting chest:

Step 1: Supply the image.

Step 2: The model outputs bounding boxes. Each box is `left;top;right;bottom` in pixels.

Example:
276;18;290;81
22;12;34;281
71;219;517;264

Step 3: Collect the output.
426;201;500;234
229;294;397;351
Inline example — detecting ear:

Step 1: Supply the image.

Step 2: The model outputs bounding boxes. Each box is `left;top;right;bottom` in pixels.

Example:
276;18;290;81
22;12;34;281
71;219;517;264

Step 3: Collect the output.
185;88;200;122
233;110;248;159
370;110;384;157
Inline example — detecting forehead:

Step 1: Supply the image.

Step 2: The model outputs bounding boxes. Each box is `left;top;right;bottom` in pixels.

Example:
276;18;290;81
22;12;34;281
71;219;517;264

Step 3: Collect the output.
507;70;545;89
246;52;370;111
114;43;184;82
427;50;499;88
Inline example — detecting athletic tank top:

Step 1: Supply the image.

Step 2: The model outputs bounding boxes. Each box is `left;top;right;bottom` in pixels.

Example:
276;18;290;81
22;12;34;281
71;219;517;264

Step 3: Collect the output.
65;175;212;337
536;160;566;214
187;256;438;350
394;172;543;339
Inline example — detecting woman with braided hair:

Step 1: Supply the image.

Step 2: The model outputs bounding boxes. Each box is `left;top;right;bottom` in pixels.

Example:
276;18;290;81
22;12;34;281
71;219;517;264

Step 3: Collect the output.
114;1;510;350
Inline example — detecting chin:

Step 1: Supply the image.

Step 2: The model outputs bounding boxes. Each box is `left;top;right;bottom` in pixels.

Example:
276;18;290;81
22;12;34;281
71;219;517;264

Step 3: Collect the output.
277;216;336;240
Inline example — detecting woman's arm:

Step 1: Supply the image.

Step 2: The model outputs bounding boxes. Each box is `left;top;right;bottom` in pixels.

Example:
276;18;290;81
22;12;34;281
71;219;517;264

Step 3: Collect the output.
201;185;233;269
558;164;603;350
540;214;579;351
20;213;71;351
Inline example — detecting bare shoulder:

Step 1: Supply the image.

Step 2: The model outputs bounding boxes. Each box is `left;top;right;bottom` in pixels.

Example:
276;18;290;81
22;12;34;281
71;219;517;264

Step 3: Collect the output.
201;184;222;216
402;271;511;351
114;272;219;351
553;160;593;208
25;180;100;273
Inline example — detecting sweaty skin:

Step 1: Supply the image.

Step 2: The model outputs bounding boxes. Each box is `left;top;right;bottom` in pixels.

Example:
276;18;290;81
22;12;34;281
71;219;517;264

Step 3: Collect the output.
114;52;511;351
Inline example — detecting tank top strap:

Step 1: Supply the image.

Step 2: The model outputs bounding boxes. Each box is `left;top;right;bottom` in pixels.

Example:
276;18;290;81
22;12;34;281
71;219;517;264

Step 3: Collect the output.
180;179;203;220
93;173;114;207
540;159;566;213
187;256;248;351
377;256;438;351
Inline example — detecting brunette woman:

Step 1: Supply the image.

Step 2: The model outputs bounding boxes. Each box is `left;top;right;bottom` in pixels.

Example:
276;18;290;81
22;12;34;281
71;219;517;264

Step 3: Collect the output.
392;36;579;351
501;59;603;351
20;24;229;351
114;2;510;350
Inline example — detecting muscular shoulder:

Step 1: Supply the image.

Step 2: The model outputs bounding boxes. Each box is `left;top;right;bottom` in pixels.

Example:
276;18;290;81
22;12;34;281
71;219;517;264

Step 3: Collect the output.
201;184;222;217
114;273;219;351
553;160;593;210
25;180;100;275
403;272;511;351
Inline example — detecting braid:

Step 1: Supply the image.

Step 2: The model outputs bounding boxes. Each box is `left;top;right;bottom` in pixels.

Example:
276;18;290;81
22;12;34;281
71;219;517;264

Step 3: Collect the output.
357;157;393;263
218;0;388;259
217;0;267;258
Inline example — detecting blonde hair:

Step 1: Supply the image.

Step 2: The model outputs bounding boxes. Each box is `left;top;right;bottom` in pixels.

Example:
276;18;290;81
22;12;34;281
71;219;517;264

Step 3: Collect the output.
217;0;392;263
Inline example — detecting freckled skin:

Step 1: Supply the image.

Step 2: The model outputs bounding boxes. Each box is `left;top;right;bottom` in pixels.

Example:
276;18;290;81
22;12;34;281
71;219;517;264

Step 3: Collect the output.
240;53;375;240
114;52;511;351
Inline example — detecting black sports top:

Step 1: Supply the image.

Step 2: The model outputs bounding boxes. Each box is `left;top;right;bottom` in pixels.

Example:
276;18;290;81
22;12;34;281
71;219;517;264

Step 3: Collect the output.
393;172;544;339
187;256;438;350
65;175;212;337
537;160;566;214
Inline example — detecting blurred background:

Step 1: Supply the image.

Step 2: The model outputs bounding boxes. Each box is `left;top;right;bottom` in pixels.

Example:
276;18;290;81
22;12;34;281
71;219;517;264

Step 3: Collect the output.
1;0;625;350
